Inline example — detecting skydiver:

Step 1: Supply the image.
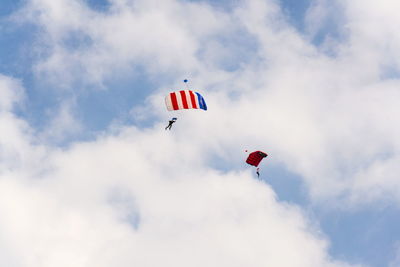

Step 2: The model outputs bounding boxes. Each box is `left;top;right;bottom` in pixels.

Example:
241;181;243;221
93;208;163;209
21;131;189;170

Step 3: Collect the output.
256;168;260;178
165;118;177;130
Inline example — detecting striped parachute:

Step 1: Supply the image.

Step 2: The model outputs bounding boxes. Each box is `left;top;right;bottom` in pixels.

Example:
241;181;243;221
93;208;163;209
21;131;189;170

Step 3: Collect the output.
165;90;207;111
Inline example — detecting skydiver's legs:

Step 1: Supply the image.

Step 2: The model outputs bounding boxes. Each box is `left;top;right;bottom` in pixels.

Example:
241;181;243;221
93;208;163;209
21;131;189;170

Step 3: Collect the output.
165;122;173;130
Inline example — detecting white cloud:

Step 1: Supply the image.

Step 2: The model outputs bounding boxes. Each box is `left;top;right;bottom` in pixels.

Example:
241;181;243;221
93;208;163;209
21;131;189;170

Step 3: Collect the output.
0;74;24;112
2;3;400;266
16;0;232;87
4;0;400;264
0;112;358;267
0;75;354;266
0;75;41;172
12;0;400;206
39;99;84;143
11;0;400;206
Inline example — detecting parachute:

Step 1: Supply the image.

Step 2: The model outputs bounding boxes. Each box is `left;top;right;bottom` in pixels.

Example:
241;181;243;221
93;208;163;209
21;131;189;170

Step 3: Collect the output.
165;90;207;111
246;151;268;167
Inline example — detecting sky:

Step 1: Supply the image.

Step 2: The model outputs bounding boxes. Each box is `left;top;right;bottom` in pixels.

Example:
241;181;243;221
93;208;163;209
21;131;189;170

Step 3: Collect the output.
1;0;400;266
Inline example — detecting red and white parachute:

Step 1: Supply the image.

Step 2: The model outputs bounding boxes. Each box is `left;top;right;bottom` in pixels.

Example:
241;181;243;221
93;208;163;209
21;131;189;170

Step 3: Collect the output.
165;90;207;111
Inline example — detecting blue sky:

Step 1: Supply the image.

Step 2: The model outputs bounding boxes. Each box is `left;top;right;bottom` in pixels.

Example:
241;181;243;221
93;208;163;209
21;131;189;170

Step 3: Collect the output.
1;0;400;266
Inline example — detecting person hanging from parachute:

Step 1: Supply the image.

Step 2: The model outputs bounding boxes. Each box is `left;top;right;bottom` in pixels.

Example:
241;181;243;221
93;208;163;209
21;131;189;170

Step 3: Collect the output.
164;79;207;130
245;150;268;178
165;117;177;130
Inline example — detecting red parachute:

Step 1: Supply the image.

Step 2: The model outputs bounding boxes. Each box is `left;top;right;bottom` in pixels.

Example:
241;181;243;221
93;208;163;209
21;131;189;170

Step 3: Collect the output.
246;151;268;167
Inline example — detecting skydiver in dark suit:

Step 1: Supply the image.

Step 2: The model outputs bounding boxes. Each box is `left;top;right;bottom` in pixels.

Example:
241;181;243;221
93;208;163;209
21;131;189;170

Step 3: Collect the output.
165;118;177;130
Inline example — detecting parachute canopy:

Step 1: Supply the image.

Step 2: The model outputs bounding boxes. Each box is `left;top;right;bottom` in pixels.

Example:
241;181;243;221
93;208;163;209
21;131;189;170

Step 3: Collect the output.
246;151;268;167
165;90;207;111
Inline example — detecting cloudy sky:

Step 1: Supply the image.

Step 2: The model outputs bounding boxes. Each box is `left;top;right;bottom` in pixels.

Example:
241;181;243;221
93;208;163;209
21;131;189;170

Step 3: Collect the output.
1;0;400;266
